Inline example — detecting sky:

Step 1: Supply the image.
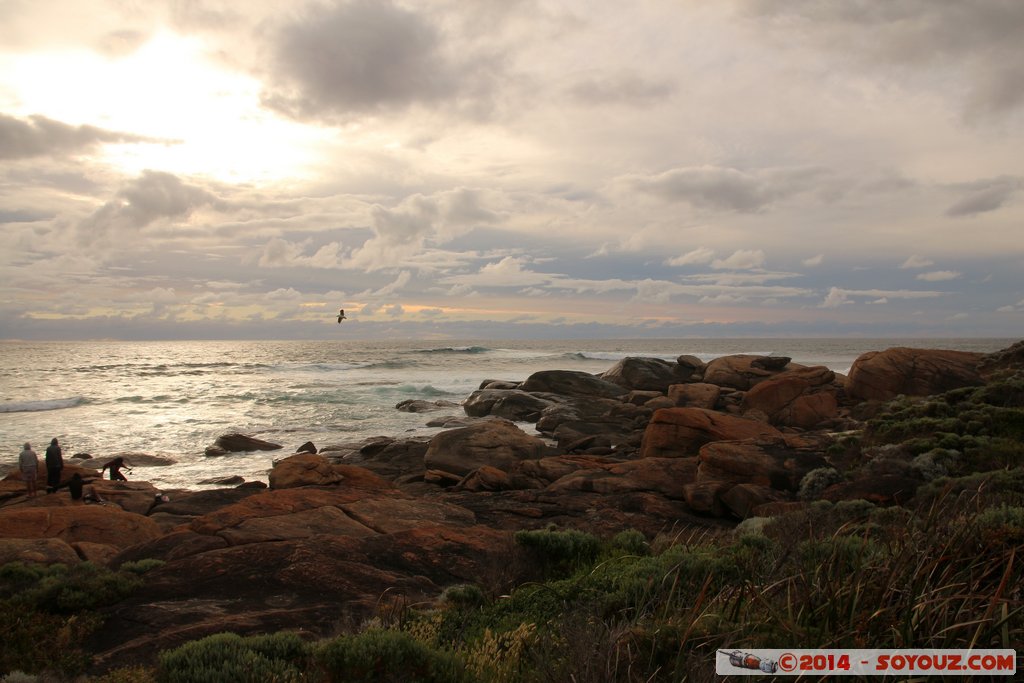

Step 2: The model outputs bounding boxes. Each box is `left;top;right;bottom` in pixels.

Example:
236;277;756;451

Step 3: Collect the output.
1;0;1022;341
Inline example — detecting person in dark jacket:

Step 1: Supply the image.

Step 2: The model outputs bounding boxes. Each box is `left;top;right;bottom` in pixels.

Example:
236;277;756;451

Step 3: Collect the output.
101;456;131;481
45;438;63;494
68;473;84;501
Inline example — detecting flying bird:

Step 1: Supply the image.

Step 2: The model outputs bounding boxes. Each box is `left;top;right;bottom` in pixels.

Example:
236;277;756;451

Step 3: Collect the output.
337;309;347;323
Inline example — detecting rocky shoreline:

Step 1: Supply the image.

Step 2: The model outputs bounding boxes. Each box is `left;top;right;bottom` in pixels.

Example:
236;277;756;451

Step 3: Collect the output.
1;340;1022;672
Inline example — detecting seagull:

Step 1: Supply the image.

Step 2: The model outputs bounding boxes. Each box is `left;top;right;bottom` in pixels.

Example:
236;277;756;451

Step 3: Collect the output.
337;309;347;323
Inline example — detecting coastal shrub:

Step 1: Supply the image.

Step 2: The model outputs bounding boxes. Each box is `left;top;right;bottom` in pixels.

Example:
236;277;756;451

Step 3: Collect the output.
315;629;469;683
607;529;649;556
0;560;150;678
440;584;486;608
797;467;842;500
0;562;142;614
911;448;960;481
915;468;1024;508
156;632;309;683
121;559;166;575
513;528;601;576
972;505;1024;545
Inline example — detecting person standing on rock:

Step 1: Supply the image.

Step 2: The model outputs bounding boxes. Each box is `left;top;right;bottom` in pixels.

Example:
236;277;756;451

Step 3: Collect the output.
45;437;63;494
18;442;39;498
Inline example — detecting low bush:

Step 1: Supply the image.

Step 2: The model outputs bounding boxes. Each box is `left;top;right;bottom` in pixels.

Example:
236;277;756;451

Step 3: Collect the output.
315;629;469;683
156;632;309;683
513;528;601;577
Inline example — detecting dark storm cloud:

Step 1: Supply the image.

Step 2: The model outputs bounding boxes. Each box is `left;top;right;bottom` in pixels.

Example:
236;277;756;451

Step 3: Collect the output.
263;0;487;119
945;177;1021;217
744;0;1024;117
0;113;158;159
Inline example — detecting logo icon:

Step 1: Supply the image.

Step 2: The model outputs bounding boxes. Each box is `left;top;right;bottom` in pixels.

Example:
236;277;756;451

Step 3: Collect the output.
722;650;779;674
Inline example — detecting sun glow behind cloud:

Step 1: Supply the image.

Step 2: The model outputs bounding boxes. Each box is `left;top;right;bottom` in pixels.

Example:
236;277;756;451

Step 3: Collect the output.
3;31;320;184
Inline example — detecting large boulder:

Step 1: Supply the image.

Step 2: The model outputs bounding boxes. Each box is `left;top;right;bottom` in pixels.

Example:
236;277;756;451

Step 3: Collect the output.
740;366;840;429
94;522;514;671
668;383;721;410
519;370;627;399
0;538;82;565
463;389;556;421
544;457;699;499
424;420;548;477
697;440;827;492
321;436;431;482
639;408;784;458
205;433;283;457
702;355;796;390
600;357;696;392
0;505;163;549
846;348;985;402
269;454;395;490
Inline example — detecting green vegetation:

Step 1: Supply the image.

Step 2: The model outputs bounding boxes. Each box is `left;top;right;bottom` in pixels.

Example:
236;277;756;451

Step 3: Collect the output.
862;375;1024;474
0;561;154;679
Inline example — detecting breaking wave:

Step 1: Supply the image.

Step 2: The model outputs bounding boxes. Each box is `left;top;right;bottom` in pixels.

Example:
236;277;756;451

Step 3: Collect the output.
0;397;85;413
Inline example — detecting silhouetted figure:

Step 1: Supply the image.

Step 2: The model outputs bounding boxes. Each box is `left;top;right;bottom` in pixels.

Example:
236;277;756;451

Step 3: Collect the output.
69;473;84;501
18;442;39;498
45;437;63;493
101;456;131;481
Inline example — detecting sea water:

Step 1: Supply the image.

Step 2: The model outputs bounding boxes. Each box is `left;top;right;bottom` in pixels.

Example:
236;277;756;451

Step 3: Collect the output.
0;338;1013;491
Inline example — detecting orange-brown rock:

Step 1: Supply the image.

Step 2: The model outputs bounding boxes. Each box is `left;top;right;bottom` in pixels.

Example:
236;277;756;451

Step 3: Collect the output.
0;505;163;549
72;541;121;566
0;537;81;565
702;355;798;390
696;440;825;491
668;382;721;409
820;474;920;505
424;419;547;477
544;457;699;499
639;407;784;458
455;465;513;492
720;483;790;519
683;480;731;516
740;366;840;429
269;454;395;490
846;347;985;402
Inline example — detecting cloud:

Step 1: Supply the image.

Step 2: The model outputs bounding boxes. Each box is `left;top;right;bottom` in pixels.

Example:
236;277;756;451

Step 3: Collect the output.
997;299;1024;313
945;176;1020;217
263;0;494;120
712;249;765;270
567;72;676;105
916;270;962;282
624;165;824;213
802;253;824;267
259;238;346;269
666;247;715;267
820;287;850;308
0;113;160;159
820;287;944;308
77;171;222;245
346;188;500;270
901;255;934;269
744;0;1024;117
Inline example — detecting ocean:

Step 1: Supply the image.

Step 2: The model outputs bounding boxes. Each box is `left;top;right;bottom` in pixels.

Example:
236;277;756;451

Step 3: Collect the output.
0;338;1014;491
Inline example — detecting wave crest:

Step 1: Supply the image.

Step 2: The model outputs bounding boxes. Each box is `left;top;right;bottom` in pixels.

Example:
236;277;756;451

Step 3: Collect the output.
0;397;85;413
